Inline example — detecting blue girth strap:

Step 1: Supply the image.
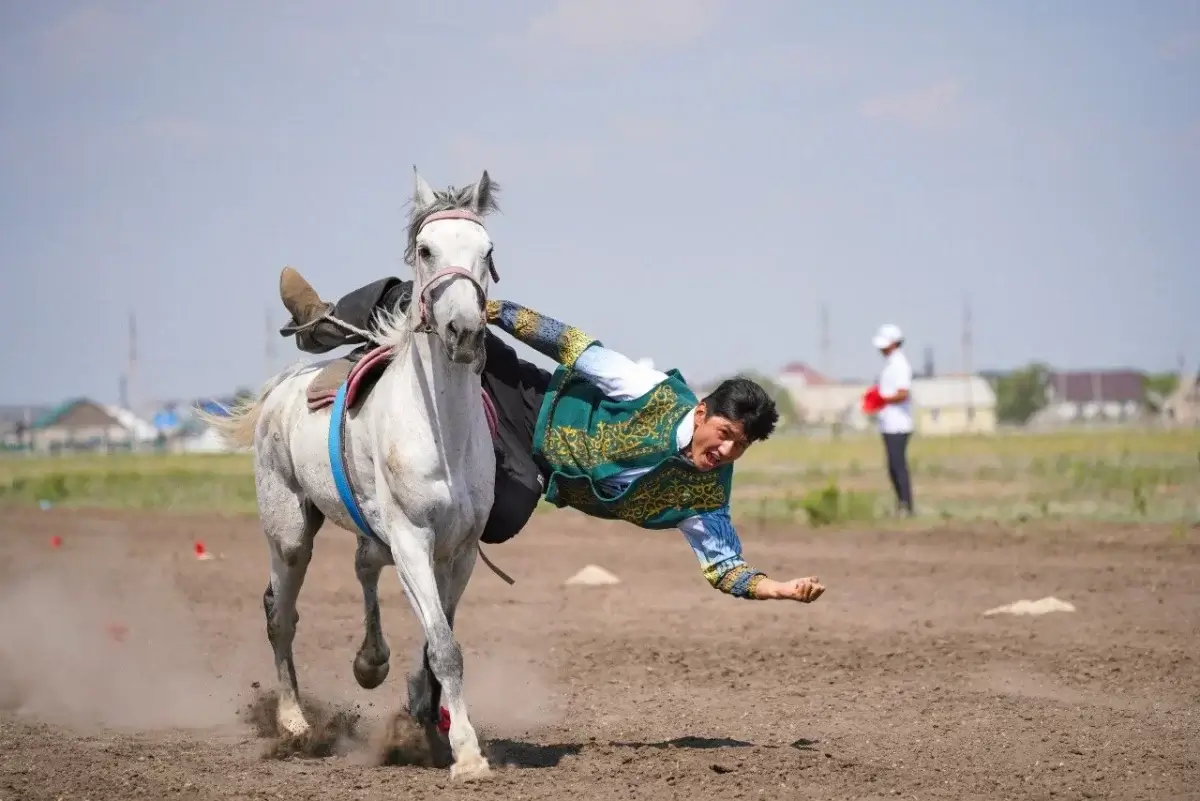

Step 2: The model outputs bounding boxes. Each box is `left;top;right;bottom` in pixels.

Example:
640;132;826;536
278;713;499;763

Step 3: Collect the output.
328;381;385;545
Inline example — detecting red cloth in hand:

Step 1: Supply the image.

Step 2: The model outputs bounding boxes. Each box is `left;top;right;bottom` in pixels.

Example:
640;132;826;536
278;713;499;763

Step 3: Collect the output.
862;385;885;414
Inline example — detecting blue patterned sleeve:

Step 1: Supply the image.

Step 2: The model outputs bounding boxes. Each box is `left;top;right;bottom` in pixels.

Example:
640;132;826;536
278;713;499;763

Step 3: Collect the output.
486;299;598;369
677;507;767;599
486;299;668;401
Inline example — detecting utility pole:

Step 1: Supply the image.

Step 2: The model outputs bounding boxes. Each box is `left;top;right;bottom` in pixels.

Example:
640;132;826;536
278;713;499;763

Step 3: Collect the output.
264;305;276;379
819;302;831;379
962;296;974;426
127;310;138;413
126;310;139;452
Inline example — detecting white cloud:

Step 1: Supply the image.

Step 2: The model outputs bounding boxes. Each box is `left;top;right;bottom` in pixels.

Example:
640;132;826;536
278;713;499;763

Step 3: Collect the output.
523;0;723;52
860;80;966;133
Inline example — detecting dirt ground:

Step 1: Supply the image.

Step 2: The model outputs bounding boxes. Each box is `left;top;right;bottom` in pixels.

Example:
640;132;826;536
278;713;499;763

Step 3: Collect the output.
0;506;1197;801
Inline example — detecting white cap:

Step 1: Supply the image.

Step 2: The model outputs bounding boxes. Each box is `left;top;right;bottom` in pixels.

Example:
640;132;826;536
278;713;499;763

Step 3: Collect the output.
872;323;904;350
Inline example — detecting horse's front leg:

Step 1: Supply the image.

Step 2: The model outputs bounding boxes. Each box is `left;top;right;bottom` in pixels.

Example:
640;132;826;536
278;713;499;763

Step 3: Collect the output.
352;535;392;690
407;544;479;756
390;526;489;781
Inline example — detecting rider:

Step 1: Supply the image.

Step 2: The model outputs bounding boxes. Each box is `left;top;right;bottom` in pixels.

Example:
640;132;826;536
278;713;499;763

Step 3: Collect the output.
278;267;826;605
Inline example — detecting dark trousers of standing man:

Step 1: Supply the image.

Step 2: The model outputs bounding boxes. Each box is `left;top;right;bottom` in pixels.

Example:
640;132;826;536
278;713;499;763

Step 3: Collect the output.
882;432;914;514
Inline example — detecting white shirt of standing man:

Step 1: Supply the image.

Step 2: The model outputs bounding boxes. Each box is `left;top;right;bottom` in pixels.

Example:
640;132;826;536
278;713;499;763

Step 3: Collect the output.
872;324;914;435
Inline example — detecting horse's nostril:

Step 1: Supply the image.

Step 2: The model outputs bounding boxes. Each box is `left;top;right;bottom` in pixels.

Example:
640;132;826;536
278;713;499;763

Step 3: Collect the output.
446;321;460;338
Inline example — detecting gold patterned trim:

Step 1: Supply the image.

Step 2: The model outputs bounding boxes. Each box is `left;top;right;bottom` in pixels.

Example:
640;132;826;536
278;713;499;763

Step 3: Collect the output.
553;460;729;525
540;383;685;472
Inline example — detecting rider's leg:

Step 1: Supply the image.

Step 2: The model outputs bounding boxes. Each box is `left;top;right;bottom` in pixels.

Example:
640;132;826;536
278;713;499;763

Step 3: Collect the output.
278;267;413;354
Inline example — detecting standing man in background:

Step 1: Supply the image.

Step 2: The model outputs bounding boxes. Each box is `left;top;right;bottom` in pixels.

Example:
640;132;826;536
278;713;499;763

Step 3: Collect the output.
872;324;915;516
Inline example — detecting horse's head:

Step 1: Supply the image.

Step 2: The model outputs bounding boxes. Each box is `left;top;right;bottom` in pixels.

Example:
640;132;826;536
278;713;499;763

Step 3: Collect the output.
405;167;500;366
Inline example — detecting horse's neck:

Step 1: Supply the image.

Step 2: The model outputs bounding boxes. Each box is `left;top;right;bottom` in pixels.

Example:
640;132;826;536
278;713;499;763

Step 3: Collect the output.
377;332;481;442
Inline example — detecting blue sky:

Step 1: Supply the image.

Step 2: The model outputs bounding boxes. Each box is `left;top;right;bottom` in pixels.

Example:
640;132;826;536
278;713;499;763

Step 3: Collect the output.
1;0;1197;405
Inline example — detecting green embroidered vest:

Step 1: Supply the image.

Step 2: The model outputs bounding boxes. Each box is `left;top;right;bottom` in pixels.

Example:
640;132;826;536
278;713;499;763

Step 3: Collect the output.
531;366;733;529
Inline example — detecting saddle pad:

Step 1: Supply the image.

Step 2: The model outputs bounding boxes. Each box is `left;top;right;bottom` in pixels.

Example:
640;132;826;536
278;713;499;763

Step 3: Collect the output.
306;346;390;412
307;344;501;440
307;360;353;400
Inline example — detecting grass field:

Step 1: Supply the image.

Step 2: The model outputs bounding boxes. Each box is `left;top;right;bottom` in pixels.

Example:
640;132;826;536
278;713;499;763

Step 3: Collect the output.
735;426;1200;527
2;427;1198;527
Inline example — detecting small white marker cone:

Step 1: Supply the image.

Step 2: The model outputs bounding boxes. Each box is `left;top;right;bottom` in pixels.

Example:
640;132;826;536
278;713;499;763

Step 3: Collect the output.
564;564;621;586
983;596;1075;617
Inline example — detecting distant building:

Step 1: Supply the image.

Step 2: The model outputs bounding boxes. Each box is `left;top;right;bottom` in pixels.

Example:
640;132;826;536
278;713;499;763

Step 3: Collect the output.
777;363;859;428
779;365;997;436
26;399;130;452
910;375;997;435
14;398;164;453
778;362;833;388
0;405;49;451
1034;370;1147;424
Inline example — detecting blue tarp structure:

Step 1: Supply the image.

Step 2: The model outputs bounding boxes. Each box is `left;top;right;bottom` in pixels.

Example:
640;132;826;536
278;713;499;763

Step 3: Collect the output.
153;408;181;431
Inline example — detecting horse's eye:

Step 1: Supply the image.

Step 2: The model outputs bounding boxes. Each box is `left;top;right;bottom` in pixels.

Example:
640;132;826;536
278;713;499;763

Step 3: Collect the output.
417;244;433;261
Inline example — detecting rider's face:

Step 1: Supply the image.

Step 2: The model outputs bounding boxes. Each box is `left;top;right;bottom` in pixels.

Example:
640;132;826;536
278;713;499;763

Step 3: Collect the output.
689;404;750;472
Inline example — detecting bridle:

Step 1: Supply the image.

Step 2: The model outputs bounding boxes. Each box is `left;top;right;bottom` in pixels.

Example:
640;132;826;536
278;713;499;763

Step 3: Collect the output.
412;209;499;336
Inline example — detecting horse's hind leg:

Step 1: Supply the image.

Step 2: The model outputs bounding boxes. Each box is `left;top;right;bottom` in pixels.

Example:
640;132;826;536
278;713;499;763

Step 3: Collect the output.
391;532;489;781
352;535;392;689
259;474;323;737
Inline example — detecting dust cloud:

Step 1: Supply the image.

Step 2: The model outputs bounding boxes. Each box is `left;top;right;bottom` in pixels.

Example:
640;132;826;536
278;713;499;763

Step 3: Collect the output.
0;537;244;733
463;645;562;739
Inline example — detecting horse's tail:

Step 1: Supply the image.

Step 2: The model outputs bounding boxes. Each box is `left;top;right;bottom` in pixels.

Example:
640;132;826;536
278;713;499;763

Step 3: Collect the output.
194;363;302;450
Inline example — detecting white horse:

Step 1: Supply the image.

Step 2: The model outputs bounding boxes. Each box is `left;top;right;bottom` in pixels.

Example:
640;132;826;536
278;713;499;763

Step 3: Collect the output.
201;168;500;780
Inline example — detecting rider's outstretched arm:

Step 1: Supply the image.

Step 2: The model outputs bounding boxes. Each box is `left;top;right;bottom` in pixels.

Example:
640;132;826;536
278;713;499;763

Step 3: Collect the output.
486;299;665;400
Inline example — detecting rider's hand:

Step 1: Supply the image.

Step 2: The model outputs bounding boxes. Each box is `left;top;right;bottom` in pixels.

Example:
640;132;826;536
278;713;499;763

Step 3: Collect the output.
756;576;825;602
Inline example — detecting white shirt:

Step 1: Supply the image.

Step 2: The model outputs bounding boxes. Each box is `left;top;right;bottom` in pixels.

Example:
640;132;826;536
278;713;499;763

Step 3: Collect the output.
876;349;914;434
571;346;697;482
568;345;749;582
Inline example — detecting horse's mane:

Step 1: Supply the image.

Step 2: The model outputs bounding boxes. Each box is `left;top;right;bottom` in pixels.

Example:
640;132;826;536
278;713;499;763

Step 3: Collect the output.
402;180;501;268
372;176;501;352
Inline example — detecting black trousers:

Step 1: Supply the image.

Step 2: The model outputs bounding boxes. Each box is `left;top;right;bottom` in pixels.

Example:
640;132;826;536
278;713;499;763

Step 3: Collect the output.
478;331;552;543
284;277;551;544
882;432;914;513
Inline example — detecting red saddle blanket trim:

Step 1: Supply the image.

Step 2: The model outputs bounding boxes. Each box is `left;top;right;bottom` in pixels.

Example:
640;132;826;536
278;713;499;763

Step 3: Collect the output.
306;345;499;439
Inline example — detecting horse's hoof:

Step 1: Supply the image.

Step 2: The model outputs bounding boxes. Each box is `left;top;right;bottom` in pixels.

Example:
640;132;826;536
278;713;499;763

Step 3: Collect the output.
450;754;492;782
353;655;390;690
277;706;311;738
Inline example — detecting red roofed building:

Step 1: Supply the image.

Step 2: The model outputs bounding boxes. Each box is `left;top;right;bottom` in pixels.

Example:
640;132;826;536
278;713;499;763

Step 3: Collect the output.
779;362;831;386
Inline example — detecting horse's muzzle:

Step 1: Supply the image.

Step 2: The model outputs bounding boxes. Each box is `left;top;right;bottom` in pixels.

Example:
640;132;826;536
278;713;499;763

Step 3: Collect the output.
445;321;486;365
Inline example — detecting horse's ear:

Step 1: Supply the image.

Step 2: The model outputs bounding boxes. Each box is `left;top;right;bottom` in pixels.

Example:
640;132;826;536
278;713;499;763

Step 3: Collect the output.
469;170;497;215
413;166;436;209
